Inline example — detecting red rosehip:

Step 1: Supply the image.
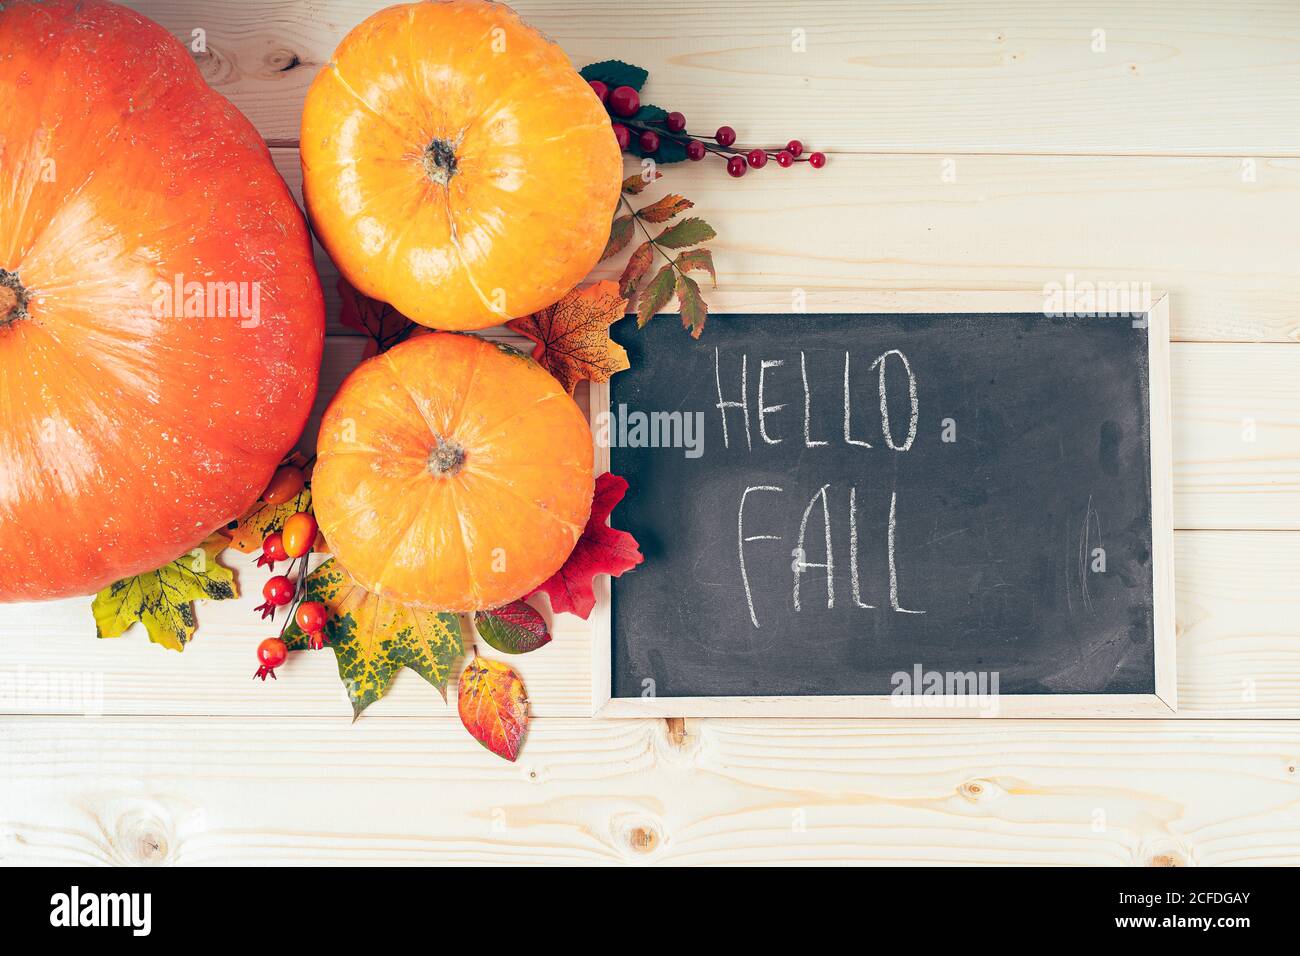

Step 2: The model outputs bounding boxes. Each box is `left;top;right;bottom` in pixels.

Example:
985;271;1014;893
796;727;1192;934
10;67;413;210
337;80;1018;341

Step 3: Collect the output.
776;150;795;168
639;130;660;153
609;85;640;118
295;601;328;634
263;575;295;606
786;139;803;157
666;111;686;132
588;80;609;103
808;151;827;168
686;140;706;161
747;148;767;169
253;637;288;681
726;155;747;178
715;125;737;147
612;124;631;151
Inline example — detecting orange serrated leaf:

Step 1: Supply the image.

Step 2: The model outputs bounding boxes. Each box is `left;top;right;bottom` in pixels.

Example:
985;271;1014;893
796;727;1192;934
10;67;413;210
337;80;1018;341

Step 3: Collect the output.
618;241;654;299
622;170;663;194
636;193;693;223
676;272;709;339
507;281;630;394
674;247;717;286
458;656;529;761
601;215;635;262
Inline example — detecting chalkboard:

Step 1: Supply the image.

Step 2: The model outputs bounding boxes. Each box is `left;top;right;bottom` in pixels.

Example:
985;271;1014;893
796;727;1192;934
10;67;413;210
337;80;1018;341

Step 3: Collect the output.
593;293;1175;717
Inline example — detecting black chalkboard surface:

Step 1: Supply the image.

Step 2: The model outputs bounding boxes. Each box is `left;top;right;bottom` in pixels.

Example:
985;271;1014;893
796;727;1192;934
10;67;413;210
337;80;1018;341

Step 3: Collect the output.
599;296;1175;716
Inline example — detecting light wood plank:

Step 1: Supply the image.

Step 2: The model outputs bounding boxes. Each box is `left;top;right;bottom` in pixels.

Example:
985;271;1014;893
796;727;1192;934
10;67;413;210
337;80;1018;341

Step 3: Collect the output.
268;149;1300;344
128;0;1300;156
2;716;1299;864
2;531;1297;718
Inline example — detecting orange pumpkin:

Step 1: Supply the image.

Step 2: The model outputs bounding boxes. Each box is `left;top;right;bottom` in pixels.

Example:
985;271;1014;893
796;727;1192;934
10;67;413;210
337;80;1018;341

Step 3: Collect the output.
312;333;594;611
0;0;324;602
300;0;622;331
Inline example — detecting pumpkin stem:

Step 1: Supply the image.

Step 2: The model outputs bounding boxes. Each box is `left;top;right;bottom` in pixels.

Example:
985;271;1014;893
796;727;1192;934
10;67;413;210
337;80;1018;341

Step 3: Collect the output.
0;269;28;328
421;138;458;186
427;435;466;477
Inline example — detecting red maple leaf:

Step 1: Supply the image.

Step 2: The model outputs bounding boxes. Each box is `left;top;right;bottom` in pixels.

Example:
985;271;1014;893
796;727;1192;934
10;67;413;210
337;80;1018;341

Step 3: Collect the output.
532;473;643;619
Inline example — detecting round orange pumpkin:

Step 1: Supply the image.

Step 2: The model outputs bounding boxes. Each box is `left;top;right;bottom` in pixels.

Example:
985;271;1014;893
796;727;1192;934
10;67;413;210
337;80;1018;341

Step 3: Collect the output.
0;0;324;602
300;0;622;331
312;333;594;611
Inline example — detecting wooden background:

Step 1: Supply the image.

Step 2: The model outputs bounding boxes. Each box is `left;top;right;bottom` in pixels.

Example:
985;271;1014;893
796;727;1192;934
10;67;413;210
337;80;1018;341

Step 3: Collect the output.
2;0;1299;865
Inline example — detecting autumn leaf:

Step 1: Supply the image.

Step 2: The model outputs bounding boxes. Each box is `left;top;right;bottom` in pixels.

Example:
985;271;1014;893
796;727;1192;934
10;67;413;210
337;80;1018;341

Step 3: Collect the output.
654;217;716;249
622;170;662;195
474;601;552;655
580;60;648;93
636;193;693;223
601;214;635;262
636;263;676;327
507;280;630;394
676;272;709;339
283;558;463;718
458;656;529;761
674;248;717;286
222;486;312;553
338;277;415;358
531;472;643;619
92;535;237;652
619;241;654;299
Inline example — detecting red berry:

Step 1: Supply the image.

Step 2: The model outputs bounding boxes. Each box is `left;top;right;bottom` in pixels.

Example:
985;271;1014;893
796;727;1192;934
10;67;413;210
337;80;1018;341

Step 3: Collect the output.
588;80;609;103
612;124;631;151
639;130;660;152
686;140;706;161
295;600;328;633
609;85;640;118
715;125;736;147
786;139;803;157
263;575;295;606
808;151;827;168
776;150;795;168
253;637;288;681
666;111;686;132
256;531;288;569
726;155;747;178
747;148;767;169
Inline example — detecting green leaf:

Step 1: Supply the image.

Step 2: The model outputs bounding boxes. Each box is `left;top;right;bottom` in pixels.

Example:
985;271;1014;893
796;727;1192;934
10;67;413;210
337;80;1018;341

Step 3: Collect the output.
92;536;237;652
655;217;716;249
474;601;552;655
601;214;635;262
625;104;688;164
636;193;693;224
675;247;717;286
283;558;464;718
676;272;710;339
580;59;649;91
637;263;677;327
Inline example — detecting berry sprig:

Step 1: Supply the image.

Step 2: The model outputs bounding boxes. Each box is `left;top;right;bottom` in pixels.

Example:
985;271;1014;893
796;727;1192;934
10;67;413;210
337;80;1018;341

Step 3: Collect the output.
251;503;330;680
583;61;826;176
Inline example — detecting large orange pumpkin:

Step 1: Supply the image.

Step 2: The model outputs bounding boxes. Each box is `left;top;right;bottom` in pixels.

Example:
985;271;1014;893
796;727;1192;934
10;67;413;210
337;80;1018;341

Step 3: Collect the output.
300;0;622;331
312;333;594;611
0;0;324;602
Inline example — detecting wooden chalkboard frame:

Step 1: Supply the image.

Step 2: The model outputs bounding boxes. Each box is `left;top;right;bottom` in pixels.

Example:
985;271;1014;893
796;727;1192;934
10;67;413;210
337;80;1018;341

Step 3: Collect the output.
588;291;1175;718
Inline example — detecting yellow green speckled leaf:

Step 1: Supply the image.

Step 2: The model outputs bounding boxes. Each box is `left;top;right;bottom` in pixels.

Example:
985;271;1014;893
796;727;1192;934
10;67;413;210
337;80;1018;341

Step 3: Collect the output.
283;558;464;718
222;487;312;553
92;535;237;652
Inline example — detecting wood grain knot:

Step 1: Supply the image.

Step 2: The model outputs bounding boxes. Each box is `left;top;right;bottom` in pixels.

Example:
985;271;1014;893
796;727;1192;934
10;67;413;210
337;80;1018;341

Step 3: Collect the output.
627;826;658;853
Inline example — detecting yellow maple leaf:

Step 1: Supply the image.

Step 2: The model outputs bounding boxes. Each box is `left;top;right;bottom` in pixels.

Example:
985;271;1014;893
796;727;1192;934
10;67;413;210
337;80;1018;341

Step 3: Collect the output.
92;535;237;652
506;280;630;394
